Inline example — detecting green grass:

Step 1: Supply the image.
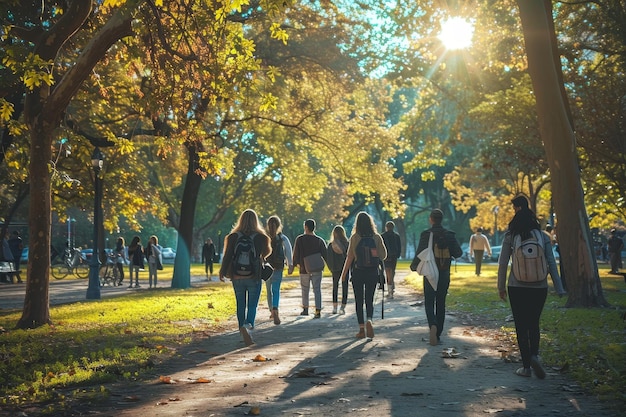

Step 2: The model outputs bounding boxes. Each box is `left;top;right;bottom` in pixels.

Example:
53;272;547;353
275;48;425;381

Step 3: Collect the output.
0;262;624;412
403;260;626;408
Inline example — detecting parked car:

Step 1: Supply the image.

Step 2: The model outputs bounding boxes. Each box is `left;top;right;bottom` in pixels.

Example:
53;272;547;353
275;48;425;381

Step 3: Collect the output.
490;246;502;262
161;247;176;263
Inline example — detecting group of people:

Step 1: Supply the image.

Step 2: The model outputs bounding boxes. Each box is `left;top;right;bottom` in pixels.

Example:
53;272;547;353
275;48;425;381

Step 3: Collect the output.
113;235;163;288
0;230;24;283
218;210;401;346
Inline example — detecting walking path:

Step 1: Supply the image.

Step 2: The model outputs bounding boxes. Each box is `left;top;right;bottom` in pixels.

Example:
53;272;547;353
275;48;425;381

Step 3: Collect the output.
72;271;612;417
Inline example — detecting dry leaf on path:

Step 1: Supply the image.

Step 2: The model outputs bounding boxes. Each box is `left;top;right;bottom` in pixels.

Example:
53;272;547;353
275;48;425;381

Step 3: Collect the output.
159;375;175;384
253;354;270;362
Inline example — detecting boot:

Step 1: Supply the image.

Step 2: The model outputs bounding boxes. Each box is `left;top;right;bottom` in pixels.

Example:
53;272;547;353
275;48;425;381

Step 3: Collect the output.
300;307;309;316
356;325;365;339
272;307;281;325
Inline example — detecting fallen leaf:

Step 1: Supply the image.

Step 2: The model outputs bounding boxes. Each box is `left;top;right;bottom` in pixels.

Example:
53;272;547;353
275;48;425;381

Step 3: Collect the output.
159;376;175;384
156;401;169;406
247;406;261;415
253;354;268;362
195;377;212;383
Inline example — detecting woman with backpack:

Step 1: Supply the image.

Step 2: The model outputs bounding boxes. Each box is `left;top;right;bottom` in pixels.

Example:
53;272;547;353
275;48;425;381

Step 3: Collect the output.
328;225;349;315
497;195;566;379
340;212;387;340
219;209;271;346
265;215;294;325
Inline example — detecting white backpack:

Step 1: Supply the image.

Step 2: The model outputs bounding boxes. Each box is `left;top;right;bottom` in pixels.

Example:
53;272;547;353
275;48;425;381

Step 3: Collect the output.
511;230;548;283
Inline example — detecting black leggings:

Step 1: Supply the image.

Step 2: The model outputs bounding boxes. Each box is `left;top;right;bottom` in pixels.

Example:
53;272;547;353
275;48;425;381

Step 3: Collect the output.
508;286;547;368
332;269;349;305
351;268;378;324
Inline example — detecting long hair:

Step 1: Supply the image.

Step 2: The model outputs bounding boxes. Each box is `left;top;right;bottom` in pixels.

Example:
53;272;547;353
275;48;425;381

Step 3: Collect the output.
330;225;348;245
232;209;266;235
508;208;540;240
266;215;282;239
116;237;125;250
129;236;140;249
352;211;377;237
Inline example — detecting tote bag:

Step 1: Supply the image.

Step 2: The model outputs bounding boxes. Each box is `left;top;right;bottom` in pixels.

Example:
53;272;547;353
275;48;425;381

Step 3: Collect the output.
303;253;325;273
416;233;439;289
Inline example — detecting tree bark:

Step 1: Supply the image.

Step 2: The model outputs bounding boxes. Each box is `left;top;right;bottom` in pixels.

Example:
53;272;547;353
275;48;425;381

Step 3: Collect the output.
171;141;203;289
517;0;607;307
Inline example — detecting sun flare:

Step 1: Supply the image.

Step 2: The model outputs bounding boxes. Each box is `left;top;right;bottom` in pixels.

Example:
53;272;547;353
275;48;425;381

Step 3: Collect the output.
438;17;474;51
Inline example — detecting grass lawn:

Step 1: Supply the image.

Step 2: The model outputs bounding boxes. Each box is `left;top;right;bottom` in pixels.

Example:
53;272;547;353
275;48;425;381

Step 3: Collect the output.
0;262;624;412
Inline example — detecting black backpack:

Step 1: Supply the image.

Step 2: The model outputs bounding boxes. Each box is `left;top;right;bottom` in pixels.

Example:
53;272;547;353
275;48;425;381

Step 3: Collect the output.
355;235;379;269
267;234;285;268
232;232;258;277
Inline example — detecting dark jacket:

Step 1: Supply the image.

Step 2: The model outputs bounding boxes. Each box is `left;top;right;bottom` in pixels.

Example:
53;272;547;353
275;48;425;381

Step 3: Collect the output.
410;224;462;271
326;240;348;273
292;234;328;274
219;232;270;279
381;230;401;259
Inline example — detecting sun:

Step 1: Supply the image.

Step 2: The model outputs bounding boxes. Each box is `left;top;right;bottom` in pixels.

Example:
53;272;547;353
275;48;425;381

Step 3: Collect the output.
438;17;474;51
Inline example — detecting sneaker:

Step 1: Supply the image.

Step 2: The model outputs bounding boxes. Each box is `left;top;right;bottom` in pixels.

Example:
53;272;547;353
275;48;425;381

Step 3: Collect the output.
339;306;346;315
128;284;133;288
332;307;337;314
365;320;374;339
135;284;141;288
240;326;254;346
515;367;531;377
429;325;438;346
300;308;309;316
530;356;546;379
313;309;321;319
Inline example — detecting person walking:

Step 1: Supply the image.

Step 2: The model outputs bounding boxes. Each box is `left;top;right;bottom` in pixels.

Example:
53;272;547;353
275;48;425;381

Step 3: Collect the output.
608;229;624;274
114;237;126;286
8;231;24;283
292;219;328;318
381;221;401;298
497;195;566;378
265;215;294;325
201;238;217;279
219;209;271;346
327;225;349;315
469;227;491;276
127;236;144;288
410;209;463;346
1;231;15;283
340;212;387;340
145;235;162;288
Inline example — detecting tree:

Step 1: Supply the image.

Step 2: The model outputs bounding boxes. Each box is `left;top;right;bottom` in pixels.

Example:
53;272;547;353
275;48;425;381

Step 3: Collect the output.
517;0;607;307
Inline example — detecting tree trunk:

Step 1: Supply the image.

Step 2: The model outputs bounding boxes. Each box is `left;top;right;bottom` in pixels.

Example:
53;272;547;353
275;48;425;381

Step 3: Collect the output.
16;125;52;328
517;0;607;307
171;142;203;289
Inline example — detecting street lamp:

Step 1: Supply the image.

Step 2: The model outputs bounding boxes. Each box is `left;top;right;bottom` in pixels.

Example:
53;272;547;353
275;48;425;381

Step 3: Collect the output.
86;147;104;300
492;205;499;246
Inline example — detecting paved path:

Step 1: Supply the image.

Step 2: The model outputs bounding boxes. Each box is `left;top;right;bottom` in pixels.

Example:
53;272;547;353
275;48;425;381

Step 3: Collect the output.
73;272;613;417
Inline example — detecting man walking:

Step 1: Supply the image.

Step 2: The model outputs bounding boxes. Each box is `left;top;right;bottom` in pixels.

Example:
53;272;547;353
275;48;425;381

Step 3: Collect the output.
292;219;328;318
410;209;462;346
381;221;401;298
608;229;624;274
469;227;491;276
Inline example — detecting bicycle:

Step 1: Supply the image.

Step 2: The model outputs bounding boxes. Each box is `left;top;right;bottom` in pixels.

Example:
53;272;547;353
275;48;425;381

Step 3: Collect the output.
99;254;121;287
51;247;90;280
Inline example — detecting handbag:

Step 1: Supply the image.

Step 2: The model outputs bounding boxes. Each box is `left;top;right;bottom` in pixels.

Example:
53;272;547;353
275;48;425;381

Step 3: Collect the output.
415;233;439;289
156;254;163;270
260;262;274;281
303;253;325;273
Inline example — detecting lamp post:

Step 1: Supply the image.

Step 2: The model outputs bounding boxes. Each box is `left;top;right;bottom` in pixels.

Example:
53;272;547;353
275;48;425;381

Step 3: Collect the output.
492;205;499;246
86;147;104;300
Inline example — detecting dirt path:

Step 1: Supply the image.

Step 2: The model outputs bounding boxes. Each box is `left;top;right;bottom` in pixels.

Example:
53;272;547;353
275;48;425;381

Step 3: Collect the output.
71;272;615;416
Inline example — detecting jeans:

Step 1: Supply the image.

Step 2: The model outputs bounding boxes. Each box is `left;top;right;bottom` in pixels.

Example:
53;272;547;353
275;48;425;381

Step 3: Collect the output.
129;264;141;284
148;260;158;286
508;286;547;368
332;269;349;305
351;267;378;324
300;272;323;309
473;249;484;275
232;277;262;328
266;268;284;309
423;268;451;338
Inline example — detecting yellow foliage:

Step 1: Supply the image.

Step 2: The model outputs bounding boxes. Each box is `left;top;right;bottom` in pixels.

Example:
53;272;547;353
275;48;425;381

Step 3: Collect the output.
0;99;14;122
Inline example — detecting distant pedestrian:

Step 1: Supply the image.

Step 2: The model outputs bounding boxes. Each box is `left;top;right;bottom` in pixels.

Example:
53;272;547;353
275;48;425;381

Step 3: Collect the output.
8;231;24;283
201;238;217;279
265;215;294;325
381;221;401;298
497;195;566;379
608;229;624;274
1;231;15;283
145;235;162;288
219;209;271;346
410;209;463;346
127;236;144;288
341;212;387;340
469;227;491;276
114;237;126;286
292;219;328;318
327;225;349;315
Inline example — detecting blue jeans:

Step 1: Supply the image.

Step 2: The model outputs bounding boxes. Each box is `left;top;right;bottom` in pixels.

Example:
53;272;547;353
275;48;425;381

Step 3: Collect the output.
232;278;262;328
351;267;378;324
423;268;451;338
265;268;284;309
